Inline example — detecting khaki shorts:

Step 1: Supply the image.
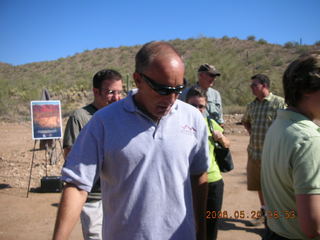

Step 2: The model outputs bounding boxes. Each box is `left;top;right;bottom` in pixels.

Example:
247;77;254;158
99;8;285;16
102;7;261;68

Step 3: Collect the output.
247;157;261;191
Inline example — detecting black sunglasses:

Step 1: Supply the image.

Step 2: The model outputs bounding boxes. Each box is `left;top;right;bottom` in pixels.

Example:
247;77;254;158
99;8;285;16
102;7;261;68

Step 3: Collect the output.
140;73;185;96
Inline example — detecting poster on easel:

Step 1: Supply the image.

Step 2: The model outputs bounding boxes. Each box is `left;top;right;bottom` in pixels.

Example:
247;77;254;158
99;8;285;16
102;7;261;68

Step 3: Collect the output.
30;100;62;140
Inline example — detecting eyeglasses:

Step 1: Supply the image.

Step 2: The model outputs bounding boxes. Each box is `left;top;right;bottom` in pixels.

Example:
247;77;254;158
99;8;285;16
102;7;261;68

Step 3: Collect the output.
101;89;123;96
140;73;185;96
190;103;206;110
250;83;262;88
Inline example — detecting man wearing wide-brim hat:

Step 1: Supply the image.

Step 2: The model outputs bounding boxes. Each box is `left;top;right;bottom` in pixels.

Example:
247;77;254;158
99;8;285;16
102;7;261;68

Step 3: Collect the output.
180;63;224;125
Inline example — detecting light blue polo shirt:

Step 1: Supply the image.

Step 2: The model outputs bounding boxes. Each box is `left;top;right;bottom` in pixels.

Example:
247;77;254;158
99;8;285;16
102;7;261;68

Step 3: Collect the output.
62;91;210;240
261;109;320;239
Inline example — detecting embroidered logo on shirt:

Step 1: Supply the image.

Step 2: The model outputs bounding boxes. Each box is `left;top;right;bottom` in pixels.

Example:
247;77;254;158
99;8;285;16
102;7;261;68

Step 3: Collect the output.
181;124;197;136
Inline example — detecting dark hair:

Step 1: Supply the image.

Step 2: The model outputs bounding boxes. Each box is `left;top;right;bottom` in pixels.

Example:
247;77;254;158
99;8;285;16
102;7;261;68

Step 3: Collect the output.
283;51;320;107
92;69;122;89
251;74;270;88
135;41;182;73
186;87;207;102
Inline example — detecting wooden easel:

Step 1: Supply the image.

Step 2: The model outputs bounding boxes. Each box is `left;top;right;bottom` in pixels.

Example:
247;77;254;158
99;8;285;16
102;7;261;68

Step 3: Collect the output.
26;139;63;198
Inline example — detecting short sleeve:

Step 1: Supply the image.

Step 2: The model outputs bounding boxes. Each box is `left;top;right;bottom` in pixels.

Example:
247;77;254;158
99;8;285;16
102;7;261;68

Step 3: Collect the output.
63;115;81;149
242;104;251;124
61;115;104;192
190;117;210;175
292;136;320;195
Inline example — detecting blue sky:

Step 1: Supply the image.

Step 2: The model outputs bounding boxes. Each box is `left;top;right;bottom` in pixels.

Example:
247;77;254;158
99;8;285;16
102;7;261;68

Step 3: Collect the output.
1;0;319;66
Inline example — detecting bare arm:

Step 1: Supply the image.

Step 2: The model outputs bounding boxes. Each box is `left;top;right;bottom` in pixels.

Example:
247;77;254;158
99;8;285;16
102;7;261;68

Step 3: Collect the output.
212;131;230;148
52;183;88;240
243;122;251;135
296;194;320;239
191;172;208;240
63;147;71;160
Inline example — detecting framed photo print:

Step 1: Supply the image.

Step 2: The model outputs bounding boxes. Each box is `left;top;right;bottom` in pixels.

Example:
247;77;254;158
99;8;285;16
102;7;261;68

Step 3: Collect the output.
30;100;62;140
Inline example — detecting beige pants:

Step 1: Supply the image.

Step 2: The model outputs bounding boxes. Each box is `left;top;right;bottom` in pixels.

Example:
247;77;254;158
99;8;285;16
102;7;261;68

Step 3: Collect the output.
80;200;103;240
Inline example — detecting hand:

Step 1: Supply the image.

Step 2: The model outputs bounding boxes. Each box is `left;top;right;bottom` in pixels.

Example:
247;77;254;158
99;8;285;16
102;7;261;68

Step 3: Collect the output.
212;130;223;141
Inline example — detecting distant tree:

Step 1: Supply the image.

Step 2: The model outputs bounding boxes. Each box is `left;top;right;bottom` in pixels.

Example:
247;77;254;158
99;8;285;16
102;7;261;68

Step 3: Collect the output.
258;38;268;44
284;42;294;48
247;35;256;41
315;40;320;46
284;41;299;48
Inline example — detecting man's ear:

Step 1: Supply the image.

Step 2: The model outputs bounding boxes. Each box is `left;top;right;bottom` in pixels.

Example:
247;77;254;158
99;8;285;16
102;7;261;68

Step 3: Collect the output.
93;88;99;97
133;72;142;87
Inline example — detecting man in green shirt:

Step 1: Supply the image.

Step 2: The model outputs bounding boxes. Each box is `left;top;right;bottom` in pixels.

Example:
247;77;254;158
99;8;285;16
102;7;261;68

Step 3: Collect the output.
261;51;320;240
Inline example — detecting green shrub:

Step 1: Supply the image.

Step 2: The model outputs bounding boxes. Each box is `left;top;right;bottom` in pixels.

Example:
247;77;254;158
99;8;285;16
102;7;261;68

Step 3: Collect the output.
247;35;256;41
258;39;268;44
272;57;284;66
284;41;299;48
295;45;310;55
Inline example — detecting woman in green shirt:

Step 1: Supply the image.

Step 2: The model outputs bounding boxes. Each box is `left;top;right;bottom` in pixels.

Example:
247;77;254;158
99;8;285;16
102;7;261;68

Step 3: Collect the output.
186;87;230;240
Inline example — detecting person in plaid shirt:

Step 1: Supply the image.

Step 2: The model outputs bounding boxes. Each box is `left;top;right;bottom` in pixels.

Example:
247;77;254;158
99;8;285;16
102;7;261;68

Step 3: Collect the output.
242;74;286;226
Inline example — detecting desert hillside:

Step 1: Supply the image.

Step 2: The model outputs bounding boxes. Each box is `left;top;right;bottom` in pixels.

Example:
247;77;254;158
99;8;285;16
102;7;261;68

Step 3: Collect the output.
1;37;319;122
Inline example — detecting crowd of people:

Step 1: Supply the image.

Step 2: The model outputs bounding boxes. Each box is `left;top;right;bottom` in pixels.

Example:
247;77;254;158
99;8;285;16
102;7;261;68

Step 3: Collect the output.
52;41;320;240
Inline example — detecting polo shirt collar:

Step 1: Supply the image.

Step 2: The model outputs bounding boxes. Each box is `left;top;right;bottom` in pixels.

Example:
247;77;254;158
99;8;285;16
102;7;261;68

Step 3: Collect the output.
123;88;138;113
278;109;320;131
255;92;273;102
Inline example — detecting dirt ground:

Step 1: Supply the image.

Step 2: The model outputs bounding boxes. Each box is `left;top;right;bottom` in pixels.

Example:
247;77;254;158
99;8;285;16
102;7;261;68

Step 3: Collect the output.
0;115;265;240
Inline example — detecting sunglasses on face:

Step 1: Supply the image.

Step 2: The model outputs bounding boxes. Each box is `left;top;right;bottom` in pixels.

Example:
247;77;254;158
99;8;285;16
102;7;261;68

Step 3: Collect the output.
190;103;206;110
140;73;185;96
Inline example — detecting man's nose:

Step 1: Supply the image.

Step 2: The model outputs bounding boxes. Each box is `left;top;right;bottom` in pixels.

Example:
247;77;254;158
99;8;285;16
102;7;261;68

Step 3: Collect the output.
163;92;178;103
112;92;122;100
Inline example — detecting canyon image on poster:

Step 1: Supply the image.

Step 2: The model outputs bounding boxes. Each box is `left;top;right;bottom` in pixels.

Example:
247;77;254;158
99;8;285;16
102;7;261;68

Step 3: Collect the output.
30;100;62;140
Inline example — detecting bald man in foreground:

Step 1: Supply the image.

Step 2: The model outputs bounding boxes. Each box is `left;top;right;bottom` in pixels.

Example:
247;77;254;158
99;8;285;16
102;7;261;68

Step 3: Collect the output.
53;41;209;240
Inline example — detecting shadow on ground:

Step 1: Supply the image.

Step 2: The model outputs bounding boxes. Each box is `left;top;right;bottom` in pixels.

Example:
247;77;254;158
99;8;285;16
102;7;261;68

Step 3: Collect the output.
219;218;265;238
0;183;12;189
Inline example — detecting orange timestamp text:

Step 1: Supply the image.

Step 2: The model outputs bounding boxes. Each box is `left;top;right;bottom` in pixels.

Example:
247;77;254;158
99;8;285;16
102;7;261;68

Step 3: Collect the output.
206;210;296;220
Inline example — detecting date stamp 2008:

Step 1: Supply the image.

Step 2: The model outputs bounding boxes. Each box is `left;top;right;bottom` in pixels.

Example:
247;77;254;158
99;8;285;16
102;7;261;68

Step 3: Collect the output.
206;210;296;220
